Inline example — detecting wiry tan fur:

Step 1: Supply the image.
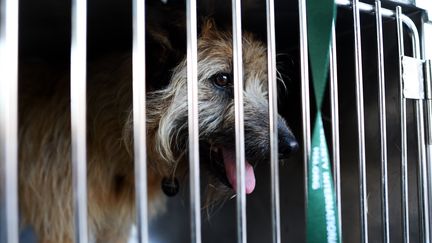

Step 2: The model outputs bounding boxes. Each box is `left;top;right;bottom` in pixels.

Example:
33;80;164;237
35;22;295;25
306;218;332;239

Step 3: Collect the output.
18;20;287;242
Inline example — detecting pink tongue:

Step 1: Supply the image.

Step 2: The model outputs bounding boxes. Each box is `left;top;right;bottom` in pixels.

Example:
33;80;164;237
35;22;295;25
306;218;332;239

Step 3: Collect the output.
222;148;256;194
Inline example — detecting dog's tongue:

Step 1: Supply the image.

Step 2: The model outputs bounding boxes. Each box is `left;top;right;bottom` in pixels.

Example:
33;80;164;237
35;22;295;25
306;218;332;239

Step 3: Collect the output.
222;148;256;194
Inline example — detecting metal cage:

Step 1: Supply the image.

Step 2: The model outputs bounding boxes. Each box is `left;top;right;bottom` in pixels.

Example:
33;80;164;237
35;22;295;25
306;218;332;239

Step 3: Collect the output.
1;0;432;242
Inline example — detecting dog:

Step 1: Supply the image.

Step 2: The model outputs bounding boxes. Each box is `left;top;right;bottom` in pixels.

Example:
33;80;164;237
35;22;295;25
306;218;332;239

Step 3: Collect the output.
17;9;298;243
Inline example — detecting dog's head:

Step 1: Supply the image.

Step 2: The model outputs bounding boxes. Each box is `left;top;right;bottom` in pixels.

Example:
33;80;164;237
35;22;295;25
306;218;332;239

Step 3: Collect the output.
146;19;298;204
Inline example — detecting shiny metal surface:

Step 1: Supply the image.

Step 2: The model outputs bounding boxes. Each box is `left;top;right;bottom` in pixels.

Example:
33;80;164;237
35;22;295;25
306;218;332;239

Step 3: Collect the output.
232;0;247;242
416;100;430;243
352;1;368;242
422;22;432;238
397;5;431;242
132;0;149;242
70;0;89;242
396;8;410;243
329;22;342;241
6;1;432;243
298;0;311;214
186;0;202;241
265;0;281;242
0;0;19;241
412;27;430;241
375;2;390;242
407;8;431;242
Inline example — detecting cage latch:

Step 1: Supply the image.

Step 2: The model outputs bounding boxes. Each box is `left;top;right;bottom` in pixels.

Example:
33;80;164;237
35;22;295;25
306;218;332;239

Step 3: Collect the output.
401;56;425;100
402;56;432;145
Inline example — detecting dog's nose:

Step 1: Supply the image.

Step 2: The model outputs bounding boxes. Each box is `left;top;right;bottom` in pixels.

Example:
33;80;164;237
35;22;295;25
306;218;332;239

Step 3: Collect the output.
278;122;299;159
278;133;299;158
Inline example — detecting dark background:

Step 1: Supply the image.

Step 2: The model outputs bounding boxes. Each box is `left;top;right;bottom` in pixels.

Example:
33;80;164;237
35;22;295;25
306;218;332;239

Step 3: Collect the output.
10;0;428;242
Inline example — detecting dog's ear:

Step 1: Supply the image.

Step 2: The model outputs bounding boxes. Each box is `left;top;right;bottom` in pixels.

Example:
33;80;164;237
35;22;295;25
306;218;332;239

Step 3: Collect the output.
199;18;219;39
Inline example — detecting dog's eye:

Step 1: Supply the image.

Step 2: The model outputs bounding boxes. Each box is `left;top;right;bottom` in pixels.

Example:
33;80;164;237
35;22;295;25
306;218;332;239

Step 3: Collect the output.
211;73;232;88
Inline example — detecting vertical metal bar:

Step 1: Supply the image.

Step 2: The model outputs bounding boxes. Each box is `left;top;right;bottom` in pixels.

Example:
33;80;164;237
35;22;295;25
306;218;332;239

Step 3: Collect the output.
375;2;390;242
329;22;342;241
266;0;280;242
0;0;19;241
425;59;432;239
421;18;432;243
132;0;149;242
427;62;432;144
186;0;201;242
232;0;247;242
352;1;368;242
396;8;410;243
299;0;311;218
399;9;431;242
70;0;89;241
415;93;431;243
411;28;431;243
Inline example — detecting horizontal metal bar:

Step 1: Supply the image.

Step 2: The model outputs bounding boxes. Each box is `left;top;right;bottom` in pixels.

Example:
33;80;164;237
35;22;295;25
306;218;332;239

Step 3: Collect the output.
336;0;424;36
337;0;394;17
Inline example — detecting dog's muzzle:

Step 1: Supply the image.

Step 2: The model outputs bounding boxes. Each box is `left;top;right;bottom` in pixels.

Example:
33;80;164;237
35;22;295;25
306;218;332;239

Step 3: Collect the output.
204;122;299;195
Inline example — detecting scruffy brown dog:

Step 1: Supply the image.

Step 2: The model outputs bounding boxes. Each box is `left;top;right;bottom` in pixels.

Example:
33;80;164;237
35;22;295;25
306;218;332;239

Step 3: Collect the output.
18;15;298;243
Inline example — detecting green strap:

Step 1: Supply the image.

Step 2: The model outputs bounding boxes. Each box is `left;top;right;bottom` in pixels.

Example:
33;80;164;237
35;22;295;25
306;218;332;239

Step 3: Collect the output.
306;0;340;243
